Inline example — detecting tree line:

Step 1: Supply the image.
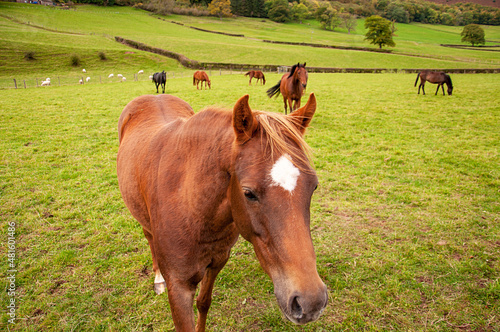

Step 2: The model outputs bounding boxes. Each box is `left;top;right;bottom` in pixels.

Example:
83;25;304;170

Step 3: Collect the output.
64;0;500;26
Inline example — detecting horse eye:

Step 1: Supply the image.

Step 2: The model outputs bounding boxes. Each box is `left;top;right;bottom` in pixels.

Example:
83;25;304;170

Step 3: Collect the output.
244;189;258;201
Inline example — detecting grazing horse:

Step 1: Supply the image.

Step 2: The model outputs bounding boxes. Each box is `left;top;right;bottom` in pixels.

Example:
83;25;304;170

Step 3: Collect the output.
245;70;266;85
267;63;308;114
152;71;167;93
193;70;211;90
415;70;453;95
117;93;327;331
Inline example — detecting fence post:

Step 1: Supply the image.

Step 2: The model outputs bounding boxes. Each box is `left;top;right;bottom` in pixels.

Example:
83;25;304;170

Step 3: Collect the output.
13;79;17;89
24;80;26;89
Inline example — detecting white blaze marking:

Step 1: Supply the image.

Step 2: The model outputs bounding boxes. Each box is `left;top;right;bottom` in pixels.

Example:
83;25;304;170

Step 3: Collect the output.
154;271;165;284
270;154;300;193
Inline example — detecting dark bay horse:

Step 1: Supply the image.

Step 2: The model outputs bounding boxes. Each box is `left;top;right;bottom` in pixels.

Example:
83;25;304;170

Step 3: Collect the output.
267;63;308;114
415;70;453;95
152;71;166;93
193;70;211;90
245;70;266;85
117;93;327;331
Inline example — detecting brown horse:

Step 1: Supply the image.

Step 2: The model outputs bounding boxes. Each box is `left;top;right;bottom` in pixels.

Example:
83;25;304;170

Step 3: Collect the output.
267;63;308;114
415;70;453;95
245;70;266;85
117;93;327;331
193;70;211;90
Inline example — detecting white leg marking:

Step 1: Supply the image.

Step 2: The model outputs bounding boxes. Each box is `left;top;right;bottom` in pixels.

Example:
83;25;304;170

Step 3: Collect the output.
270;154;300;193
154;270;166;295
154;271;165;284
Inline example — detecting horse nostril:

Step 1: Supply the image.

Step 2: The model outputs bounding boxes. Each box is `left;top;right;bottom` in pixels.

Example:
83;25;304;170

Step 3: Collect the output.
290;296;303;320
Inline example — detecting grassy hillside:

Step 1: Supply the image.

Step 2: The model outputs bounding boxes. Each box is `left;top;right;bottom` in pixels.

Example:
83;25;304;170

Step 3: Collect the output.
1;2;499;83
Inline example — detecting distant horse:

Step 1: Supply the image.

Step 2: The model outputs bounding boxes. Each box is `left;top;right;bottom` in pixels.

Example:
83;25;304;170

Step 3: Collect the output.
152;71;167;93
267;63;308;114
415;70;453;95
117;93;327;331
193;70;211;90
245;70;266;85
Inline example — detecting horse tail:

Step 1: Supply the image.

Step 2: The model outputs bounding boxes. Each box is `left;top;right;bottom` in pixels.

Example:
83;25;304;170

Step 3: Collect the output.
414;72;420;87
193;75;196;86
266;80;281;98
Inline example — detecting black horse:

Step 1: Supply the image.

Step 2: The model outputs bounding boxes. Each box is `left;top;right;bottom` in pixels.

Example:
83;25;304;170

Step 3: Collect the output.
415;70;453;96
153;71;167;93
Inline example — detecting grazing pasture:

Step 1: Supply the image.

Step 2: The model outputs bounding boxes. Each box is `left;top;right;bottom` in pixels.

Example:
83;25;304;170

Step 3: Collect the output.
1;73;499;331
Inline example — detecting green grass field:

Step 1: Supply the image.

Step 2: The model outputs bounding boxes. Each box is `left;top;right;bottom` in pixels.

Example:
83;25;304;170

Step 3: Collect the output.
1;2;499;331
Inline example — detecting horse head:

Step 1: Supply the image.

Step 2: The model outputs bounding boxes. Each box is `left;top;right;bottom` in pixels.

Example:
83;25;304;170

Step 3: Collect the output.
290;63;308;90
230;93;327;325
446;75;453;95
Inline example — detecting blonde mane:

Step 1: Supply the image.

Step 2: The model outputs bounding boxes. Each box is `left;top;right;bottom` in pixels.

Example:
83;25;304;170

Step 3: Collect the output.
254;111;313;172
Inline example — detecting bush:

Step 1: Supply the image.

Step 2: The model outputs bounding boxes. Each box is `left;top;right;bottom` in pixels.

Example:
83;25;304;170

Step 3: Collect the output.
70;54;81;67
98;51;107;61
24;51;36;61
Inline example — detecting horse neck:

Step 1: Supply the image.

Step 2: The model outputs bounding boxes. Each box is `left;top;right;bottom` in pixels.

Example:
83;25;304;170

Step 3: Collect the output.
291;71;303;94
180;109;234;171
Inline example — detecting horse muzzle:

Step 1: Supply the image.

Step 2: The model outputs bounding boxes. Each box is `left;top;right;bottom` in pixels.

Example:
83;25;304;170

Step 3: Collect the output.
274;278;328;325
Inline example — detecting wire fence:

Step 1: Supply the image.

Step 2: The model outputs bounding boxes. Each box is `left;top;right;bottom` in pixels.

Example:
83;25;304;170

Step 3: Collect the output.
0;68;282;90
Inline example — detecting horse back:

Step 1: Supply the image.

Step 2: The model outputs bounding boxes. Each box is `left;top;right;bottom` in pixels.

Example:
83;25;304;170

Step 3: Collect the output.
118;94;194;144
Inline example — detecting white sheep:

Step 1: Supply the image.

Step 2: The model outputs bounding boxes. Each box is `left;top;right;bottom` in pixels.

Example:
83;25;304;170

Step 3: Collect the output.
108;74;114;78
117;74;123;78
149;75;153;80
138;70;144;74
46;78;51;81
41;80;50;86
82;69;86;73
79;79;83;84
86;77;91;82
121;77;126;82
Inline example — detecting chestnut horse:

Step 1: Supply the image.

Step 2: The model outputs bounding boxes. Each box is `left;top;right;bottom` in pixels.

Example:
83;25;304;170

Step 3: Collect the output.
245;70;266;85
117;93;327;331
267;63;308;114
415;70;453;95
193;70;211;90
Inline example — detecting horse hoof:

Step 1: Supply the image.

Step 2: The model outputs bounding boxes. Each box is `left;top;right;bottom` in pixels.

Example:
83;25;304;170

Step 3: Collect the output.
154;281;167;295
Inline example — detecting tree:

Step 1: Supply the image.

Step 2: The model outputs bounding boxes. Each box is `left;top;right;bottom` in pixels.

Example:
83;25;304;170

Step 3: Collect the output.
461;24;485;46
364;15;396;49
266;0;291;23
315;3;341;31
291;2;309;24
340;12;357;34
208;0;232;19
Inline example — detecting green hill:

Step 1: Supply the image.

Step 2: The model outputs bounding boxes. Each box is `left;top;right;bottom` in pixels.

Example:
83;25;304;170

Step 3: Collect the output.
1;2;499;83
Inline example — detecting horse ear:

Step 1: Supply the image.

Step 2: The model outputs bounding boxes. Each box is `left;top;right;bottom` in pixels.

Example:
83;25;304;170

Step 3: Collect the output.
303;62;306;67
233;95;257;143
289;93;316;135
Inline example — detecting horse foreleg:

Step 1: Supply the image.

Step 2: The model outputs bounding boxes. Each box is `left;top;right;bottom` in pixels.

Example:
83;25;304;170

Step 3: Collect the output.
196;266;225;332
437;84;444;95
283;96;288;115
155;83;159;94
293;99;301;112
162;82;166;94
166;278;197;332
